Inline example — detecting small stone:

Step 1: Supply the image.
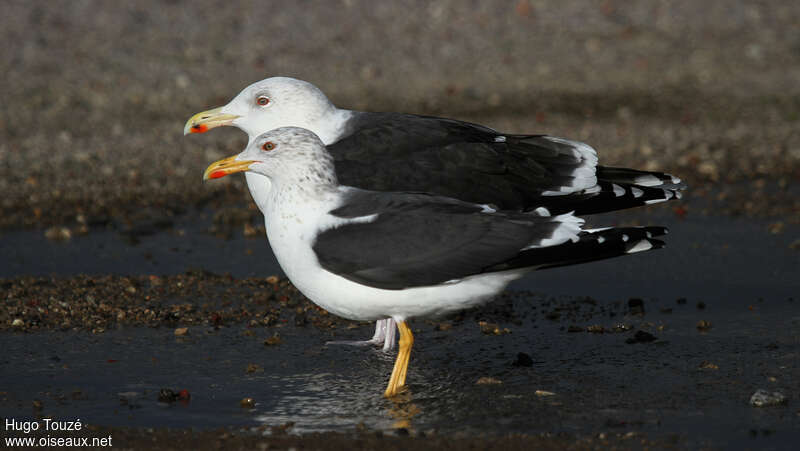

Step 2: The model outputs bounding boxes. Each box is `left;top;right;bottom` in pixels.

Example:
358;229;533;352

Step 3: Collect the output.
478;321;510;335
699;361;719;370
696;320;712;331
434;322;452;331
158;389;177;403
626;330;657;344
240;397;255;408
264;334;282;346
266;275;279;284
32;399;43;410
44;226;72;241
676;298;687;305
476;376;502;385
612;323;632;333
767;222;784;234
696;301;706;310
174;327;188;336
535;390;556;397
246;363;262;374
11;319;24;327
750;389;787;407
628;298;645;315
586;324;605;333
512;352;534;367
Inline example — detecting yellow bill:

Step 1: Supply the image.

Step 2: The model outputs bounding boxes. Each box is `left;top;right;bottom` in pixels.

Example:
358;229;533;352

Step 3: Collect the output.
203;155;256;180
184;107;240;135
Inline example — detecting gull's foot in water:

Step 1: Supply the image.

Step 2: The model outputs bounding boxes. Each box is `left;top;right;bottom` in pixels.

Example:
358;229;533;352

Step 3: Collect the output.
326;319;397;351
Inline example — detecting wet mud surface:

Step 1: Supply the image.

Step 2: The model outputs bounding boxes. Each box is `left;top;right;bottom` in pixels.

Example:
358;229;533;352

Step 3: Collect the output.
2;206;798;449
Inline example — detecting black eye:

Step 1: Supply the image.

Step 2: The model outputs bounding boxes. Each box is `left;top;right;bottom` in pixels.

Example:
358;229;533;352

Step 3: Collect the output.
262;141;276;151
256;96;270;106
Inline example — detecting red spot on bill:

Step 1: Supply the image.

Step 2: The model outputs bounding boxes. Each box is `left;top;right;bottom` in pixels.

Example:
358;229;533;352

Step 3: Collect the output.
209;170;227;179
191;123;209;133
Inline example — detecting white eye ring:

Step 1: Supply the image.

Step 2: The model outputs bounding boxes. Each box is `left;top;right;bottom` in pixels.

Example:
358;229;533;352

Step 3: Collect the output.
256;96;270;106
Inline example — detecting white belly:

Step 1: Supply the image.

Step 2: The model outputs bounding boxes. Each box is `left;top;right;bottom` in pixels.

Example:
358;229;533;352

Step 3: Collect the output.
262;192;525;322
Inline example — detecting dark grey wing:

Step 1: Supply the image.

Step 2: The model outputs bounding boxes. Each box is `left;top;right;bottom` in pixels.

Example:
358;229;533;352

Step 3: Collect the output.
329;112;685;215
330;113;596;211
312;190;578;290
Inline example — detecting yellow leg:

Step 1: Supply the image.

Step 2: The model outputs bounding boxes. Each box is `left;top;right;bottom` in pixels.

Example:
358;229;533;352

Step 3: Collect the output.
384;320;414;397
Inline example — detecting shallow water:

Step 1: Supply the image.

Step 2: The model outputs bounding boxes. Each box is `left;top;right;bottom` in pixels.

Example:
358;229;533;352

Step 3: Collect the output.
1;206;798;449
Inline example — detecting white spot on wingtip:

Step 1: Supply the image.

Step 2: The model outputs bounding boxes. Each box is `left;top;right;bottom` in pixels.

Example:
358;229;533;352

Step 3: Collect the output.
597;236;606;244
634;175;663;187
494;135;507;143
533;207;551;216
612;184;625;197
480;204;497;213
627;240;653;253
622;234;629;242
631;187;644;198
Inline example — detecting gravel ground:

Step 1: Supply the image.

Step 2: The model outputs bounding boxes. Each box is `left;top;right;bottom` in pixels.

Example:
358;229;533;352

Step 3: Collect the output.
1;0;798;231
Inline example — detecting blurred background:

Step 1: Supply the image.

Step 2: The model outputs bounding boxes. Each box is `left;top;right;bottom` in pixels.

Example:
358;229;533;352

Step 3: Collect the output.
1;0;798;230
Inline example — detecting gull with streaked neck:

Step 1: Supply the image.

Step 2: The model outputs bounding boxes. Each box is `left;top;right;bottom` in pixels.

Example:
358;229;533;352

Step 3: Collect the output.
203;126;672;398
186;76;685;349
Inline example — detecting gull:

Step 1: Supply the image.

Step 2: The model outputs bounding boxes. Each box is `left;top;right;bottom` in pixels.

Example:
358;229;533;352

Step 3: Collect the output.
185;76;684;349
203;126;672;397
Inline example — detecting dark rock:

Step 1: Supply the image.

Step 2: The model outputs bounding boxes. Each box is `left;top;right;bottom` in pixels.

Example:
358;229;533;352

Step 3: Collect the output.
512;352;534;367
628;298;645;315
626;330;657;344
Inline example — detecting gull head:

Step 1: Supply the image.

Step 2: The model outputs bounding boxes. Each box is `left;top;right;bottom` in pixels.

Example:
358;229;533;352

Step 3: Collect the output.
185;77;336;139
203;127;333;183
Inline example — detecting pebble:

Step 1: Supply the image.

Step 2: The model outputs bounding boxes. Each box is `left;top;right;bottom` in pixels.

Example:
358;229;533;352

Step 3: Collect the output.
44;226;72;241
240;397;255;408
696;320;712;331
535;390;556;397
699;361;719;370
626;330;657;344
512;352;534;367
628;298;645;315
264;334;282;346
750;389;787;407
478;321;510;335
476;377;502;385
12;319;24;327
174;327;188;336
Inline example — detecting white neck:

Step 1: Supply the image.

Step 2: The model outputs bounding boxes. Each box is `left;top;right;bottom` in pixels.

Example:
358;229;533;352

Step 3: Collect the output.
244;108;352;213
311;107;353;145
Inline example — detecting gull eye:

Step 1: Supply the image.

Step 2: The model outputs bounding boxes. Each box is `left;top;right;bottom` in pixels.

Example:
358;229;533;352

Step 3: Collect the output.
262;141;276;151
256;96;270;106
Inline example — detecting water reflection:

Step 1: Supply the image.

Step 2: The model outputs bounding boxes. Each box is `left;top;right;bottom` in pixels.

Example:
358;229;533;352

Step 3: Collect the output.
253;351;434;434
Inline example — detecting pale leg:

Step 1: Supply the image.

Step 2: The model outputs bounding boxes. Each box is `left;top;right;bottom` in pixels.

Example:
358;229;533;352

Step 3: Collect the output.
326;319;390;347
